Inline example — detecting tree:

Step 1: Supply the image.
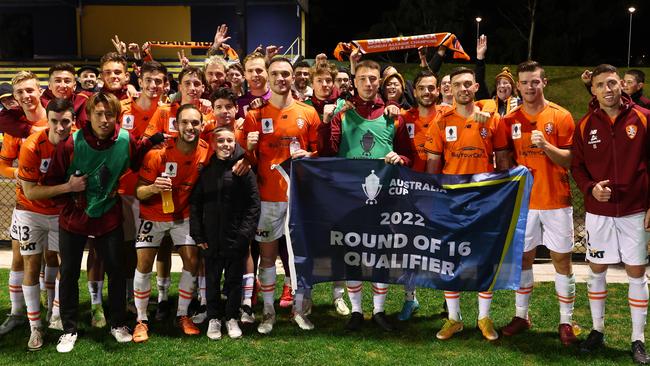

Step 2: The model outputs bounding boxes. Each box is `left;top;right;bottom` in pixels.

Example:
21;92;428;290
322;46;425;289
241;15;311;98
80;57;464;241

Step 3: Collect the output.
496;0;537;60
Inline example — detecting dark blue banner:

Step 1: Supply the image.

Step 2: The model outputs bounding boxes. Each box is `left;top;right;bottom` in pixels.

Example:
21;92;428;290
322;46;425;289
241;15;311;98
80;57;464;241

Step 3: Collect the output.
288;158;532;292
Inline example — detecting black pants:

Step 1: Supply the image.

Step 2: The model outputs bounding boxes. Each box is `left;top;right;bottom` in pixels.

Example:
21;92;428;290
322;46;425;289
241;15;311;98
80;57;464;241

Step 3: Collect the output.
204;254;245;321
59;226;127;333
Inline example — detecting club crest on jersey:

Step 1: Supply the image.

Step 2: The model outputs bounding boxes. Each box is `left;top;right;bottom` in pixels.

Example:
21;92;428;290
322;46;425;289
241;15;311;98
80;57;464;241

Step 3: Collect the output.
406;123;415;138
164;162;178;177
626;125;637;139
39;158;51;173
360;130;375;156
445;126;457;142
296;118;305;129
512;123;522;139
262;118;274;134
544;122;553;135
122;114;134;130
479;127;488;139
168;117;178;132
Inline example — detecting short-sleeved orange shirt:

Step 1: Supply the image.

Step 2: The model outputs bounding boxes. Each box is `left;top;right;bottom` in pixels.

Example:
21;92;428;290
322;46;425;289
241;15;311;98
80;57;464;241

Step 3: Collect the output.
143;103;216;141
494;102;575;209
16;129;59;215
401;105;449;173
424;108;500;175
0;118;48;179
138;138;211;222
238;100;320;202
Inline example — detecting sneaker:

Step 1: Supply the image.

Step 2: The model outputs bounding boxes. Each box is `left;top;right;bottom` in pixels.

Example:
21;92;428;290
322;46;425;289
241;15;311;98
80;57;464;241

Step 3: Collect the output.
436;319;464;340
0;313;26;335
372;312;394;332
154;300;170;322
206;319;221;340
110;326;133;343
49;315;63;331
28;326;44;351
177;316;200;335
279;285;293;308
91;304;106;328
580;329;605;353
56;332;77;353
346;312;364;331
478;317;499;341
333;297;350;316
293;313;314;330
192;310;208;325
501;316;531;336
632;340;650;365
558;323;578;346
226;319;242;339
398;299;420;321
240;305;255;324
133;321;149;343
257;313;276;335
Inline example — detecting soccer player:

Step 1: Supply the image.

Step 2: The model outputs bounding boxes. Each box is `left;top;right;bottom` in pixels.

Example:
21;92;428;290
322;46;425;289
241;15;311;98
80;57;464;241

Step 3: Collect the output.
236;52;271;119
494;61;578;346
292;60;313;101
318;59;413;332
132;103;211;342
99;52;132;100
572;64;650;364
0;71;48;336
239;57;320;334
398;70;446;320
190;126;260;340
425;66;509;341
42;64;89;125
45;92;163;353
17;98;85;350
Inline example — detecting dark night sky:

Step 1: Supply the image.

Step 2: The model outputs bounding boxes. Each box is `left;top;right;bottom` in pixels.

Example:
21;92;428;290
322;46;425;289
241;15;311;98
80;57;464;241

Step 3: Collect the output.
306;0;650;66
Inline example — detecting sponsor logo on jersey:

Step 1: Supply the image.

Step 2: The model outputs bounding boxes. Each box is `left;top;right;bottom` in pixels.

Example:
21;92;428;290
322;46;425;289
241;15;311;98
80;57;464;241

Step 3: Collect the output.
512;123;522;139
168;117;178;132
406;123;415;138
165;162;178;177
39;158;51;173
445;126;458;142
262;118;274;134
122;114;135;130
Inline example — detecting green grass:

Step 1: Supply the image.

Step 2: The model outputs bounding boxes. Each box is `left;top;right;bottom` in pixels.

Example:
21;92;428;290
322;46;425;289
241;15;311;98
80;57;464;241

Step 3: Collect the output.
0;269;645;365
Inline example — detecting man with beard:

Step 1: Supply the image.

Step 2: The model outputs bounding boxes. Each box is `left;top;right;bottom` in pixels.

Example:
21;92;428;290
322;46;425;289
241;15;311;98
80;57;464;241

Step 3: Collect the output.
76;66;100;94
292;61;313;101
204;55;228;97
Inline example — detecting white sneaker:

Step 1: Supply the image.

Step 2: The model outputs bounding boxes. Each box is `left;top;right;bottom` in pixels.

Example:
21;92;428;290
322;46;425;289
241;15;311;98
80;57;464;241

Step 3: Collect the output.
56;333;77;353
226;319;242;339
28;326;44;351
333;297;350;316
257;313;276;335
49;315;63;331
293;313;314;330
192;311;208;325
240;306;255;324
110;326;133;343
207;319;221;340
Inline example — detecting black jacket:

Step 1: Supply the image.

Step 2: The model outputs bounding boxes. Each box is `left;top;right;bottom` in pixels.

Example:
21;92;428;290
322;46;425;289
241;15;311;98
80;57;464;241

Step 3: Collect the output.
189;144;260;258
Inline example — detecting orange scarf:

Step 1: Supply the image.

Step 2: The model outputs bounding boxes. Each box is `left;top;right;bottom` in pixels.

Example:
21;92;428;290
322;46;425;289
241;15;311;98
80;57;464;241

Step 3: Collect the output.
333;33;470;61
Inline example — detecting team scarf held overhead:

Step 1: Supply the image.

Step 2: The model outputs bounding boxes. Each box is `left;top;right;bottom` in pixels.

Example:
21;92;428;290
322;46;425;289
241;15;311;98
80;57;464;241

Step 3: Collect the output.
333;33;471;61
147;41;240;61
286;158;532;292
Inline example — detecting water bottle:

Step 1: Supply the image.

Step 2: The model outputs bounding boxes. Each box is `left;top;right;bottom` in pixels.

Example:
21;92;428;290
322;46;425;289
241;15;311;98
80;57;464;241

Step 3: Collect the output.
289;137;301;155
73;170;86;209
160;172;174;214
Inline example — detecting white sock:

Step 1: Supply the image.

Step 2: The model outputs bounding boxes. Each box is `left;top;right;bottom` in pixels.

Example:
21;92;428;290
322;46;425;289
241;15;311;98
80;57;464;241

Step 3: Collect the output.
133;270;152;322
9;271;25;315
176;270;196;317
478;291;493;320
555;273;576;324
23;284;41;328
44;266;58;312
88;280;103;305
515;269;534;319
332;281;345;300
198;276;207;306
587;268;607;332
259;266;276;314
157;276;170;302
629;275;648;342
39;269;45;292
242;273;255;303
444;291;461;321
52;279;60;317
346;281;363;313
372;282;388;314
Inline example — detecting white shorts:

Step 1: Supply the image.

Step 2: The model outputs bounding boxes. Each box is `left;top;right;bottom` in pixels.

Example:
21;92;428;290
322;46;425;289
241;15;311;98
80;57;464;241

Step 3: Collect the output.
13;209;59;255
585;212;648;265
121;195;140;241
524;207;574;253
135;218;195;249
9;209;19;241
255;201;288;243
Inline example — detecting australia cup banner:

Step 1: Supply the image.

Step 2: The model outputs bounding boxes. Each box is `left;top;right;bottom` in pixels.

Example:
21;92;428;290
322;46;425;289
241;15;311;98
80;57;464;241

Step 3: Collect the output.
288;158;532;292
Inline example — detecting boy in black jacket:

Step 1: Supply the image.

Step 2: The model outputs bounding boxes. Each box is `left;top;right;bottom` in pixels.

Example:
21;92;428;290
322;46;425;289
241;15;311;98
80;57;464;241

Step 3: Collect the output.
190;127;260;340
